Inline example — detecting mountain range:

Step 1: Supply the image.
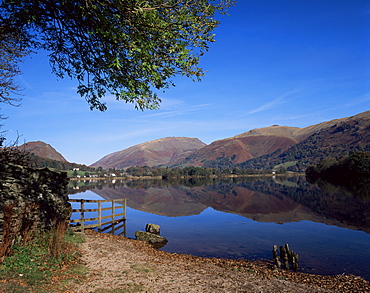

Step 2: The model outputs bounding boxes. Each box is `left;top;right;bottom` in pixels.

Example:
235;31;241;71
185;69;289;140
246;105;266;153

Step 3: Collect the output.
92;111;370;171
21;111;370;171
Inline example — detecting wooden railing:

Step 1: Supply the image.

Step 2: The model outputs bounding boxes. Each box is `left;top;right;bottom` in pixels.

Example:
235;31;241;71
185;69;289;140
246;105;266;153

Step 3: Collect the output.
69;198;126;236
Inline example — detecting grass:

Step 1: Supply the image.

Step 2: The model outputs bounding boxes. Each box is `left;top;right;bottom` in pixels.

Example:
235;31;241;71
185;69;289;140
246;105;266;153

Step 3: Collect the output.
130;263;155;273
0;227;87;293
273;161;298;170
276;276;286;280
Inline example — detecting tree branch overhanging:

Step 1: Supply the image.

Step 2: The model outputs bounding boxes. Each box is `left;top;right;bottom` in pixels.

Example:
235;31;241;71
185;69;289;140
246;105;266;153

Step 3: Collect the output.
0;0;236;111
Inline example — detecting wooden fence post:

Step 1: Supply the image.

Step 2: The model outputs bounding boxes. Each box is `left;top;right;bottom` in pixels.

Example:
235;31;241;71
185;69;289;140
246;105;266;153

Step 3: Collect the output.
273;245;281;268
111;200;115;224
98;201;102;232
69;198;126;234
80;199;85;233
124;198;127;220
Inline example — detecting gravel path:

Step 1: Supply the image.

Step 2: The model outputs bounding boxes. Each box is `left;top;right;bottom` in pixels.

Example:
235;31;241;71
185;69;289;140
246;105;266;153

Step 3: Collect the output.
73;230;369;293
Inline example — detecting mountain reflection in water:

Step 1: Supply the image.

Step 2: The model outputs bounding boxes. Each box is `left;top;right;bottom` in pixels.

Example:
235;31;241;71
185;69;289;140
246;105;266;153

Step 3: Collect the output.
68;176;370;280
69;176;369;232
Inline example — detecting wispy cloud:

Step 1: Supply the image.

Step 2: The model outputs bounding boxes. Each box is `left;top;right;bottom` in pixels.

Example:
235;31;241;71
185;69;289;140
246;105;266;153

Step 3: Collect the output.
247;97;285;114
302;92;370;116
100;95;201;114
272;113;315;122
247;89;301;115
345;92;370;107
16;90;85;116
159;98;185;110
144;103;212;118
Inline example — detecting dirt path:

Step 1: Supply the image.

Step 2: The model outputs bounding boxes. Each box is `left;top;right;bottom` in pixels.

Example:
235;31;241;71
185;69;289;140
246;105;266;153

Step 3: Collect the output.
73;230;369;293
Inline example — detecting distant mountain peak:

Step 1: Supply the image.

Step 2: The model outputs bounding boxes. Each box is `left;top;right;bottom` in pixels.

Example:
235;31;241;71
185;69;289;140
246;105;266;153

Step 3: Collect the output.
234;125;301;140
19;141;67;162
92;137;206;169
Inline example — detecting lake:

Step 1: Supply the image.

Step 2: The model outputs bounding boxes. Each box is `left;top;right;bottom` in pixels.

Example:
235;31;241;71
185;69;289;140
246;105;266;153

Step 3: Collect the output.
67;176;370;281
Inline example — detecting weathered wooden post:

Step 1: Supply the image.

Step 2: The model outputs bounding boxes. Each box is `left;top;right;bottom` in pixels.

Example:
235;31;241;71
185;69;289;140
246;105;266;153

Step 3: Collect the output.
111;200;115;225
123;198;127;237
280;246;289;269
274;243;299;271
123;216;127;238
285;243;293;267
124;198;127;220
291;251;299;272
98;201;102;232
273;245;281;268
80;199;85;233
285;243;290;258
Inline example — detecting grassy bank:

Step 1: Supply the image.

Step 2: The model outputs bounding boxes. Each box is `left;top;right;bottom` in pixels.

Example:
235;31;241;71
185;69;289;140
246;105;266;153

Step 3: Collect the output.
0;227;87;293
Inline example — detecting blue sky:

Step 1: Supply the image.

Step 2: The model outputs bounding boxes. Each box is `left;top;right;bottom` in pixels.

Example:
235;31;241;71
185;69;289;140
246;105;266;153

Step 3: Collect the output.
2;0;370;165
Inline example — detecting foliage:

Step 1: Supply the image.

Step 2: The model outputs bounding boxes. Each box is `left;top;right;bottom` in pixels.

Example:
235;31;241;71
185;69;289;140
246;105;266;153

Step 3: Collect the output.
346;151;370;176
125;165;217;177
0;29;30;105
1;0;235;111
306;151;370;191
203;155;238;169
28;153;95;171
0;224;86;292
124;164;267;178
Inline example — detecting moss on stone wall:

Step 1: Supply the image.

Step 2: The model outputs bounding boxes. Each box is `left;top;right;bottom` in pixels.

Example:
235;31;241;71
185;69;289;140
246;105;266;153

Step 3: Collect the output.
0;164;71;244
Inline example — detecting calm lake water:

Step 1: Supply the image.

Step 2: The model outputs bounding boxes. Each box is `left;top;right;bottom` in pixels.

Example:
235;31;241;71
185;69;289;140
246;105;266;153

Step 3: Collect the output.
68;176;370;281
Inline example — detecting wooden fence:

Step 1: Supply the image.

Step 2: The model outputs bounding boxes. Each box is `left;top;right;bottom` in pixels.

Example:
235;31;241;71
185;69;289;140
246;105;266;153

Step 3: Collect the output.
69;198;126;237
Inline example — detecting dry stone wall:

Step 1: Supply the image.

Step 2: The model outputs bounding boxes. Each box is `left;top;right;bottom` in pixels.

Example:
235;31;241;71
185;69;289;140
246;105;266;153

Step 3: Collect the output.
0;163;71;242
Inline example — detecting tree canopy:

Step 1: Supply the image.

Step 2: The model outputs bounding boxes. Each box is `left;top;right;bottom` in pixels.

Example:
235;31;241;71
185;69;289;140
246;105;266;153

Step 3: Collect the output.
306;151;370;180
0;0;235;111
0;30;29;105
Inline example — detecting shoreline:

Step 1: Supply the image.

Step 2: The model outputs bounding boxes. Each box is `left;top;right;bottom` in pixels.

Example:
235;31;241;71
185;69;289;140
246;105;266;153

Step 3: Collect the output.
69;172;306;181
73;230;370;292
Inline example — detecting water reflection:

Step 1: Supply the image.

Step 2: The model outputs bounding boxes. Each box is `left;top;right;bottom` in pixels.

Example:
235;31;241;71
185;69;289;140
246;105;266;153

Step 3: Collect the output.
68;176;370;280
69;176;370;233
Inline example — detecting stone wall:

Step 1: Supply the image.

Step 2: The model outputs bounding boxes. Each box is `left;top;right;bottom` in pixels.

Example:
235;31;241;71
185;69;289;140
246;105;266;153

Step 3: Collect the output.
0;163;71;243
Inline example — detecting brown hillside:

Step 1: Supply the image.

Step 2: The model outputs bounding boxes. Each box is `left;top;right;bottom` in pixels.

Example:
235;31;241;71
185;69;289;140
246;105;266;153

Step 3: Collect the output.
233;121;347;143
177;130;298;167
277;112;370;164
236;135;298;157
238;111;370;170
92;137;206;169
234;125;301;140
19;141;67;162
172;139;254;166
177;111;370;167
91;111;370;170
